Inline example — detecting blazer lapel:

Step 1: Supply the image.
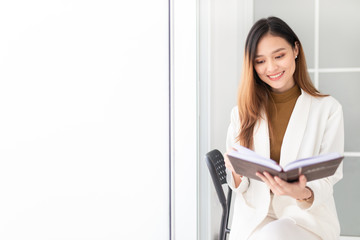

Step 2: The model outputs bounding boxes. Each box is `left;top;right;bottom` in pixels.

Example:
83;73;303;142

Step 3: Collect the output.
280;90;312;167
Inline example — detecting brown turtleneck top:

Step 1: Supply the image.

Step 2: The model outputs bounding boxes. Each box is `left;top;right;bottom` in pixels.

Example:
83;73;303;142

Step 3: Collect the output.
268;85;301;163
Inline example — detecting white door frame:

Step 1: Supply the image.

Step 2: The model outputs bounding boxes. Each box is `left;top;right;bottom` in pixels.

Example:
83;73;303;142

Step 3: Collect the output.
170;0;198;239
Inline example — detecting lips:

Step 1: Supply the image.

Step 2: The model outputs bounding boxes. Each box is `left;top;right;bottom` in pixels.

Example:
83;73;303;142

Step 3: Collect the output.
268;71;284;81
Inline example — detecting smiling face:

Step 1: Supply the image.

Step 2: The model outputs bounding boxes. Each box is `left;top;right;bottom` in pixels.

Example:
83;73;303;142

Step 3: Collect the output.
254;34;299;93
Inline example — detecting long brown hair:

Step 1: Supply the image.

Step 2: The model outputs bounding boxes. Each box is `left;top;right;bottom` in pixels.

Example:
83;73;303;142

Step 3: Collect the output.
237;17;325;149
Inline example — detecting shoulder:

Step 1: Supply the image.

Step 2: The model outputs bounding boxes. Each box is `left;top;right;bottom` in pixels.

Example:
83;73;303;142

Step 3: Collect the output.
303;91;343;115
228;106;241;132
230;105;238;116
230;106;240;124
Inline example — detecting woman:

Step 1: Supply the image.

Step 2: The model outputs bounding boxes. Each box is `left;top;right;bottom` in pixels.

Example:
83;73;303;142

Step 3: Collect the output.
224;17;344;240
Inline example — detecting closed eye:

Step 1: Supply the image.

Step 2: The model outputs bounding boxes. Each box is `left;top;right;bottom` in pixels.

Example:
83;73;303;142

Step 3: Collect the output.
255;60;265;64
275;54;285;59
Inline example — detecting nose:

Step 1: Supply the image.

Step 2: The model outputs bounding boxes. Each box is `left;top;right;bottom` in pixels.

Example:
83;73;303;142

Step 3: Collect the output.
266;59;278;73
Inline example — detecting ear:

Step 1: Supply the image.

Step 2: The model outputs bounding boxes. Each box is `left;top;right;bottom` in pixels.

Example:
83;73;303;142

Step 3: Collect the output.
293;41;299;57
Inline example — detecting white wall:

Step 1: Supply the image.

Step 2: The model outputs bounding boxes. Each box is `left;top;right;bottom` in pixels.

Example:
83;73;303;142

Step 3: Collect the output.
0;1;169;239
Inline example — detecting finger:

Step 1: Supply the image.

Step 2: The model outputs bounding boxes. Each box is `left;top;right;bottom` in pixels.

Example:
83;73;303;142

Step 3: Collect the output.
224;161;234;170
274;176;293;191
224;163;234;172
263;172;278;186
273;176;290;195
257;172;276;189
225;159;234;171
274;176;287;187
256;172;269;184
223;154;229;164
257;172;282;194
274;175;308;198
298;175;307;188
264;173;285;194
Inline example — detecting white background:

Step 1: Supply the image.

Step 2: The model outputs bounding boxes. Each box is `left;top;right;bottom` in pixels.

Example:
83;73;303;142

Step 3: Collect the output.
0;1;170;239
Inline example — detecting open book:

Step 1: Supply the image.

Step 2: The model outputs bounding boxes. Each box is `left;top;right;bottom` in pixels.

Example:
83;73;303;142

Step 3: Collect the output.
227;144;344;182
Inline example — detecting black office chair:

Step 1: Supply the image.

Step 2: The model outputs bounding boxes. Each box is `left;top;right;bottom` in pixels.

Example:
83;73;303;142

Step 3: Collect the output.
205;149;232;240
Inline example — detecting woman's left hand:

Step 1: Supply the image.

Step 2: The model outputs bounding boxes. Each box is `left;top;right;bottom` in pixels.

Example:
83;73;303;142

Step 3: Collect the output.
256;172;312;200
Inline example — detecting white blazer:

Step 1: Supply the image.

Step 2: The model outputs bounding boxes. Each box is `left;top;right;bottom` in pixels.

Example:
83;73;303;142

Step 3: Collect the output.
226;90;344;240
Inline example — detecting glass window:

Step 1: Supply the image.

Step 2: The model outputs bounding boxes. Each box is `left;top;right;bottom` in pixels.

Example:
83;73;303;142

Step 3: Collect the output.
319;73;360;152
319;0;360;68
334;157;360;236
308;72;315;85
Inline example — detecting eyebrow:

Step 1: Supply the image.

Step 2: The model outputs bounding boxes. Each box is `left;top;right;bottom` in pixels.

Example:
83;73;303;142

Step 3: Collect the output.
255;48;286;58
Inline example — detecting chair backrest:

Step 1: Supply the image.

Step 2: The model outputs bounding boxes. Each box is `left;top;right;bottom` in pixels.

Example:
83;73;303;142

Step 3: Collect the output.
205;149;232;240
205;149;228;205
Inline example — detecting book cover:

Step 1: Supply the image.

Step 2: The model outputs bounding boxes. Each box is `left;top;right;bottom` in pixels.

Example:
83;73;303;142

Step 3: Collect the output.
227;144;343;182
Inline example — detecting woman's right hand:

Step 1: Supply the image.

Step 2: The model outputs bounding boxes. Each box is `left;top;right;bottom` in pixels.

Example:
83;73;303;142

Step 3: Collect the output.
224;151;235;172
224;149;242;188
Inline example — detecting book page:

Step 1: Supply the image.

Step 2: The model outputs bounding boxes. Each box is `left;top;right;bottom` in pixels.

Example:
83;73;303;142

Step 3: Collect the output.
283;152;342;171
229;144;282;171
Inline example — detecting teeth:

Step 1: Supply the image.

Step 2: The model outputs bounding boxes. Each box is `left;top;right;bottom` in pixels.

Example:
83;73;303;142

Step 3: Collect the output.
269;72;283;79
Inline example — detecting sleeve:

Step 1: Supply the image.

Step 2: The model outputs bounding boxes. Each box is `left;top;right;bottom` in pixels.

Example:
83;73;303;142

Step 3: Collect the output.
299;101;344;210
226;107;250;193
